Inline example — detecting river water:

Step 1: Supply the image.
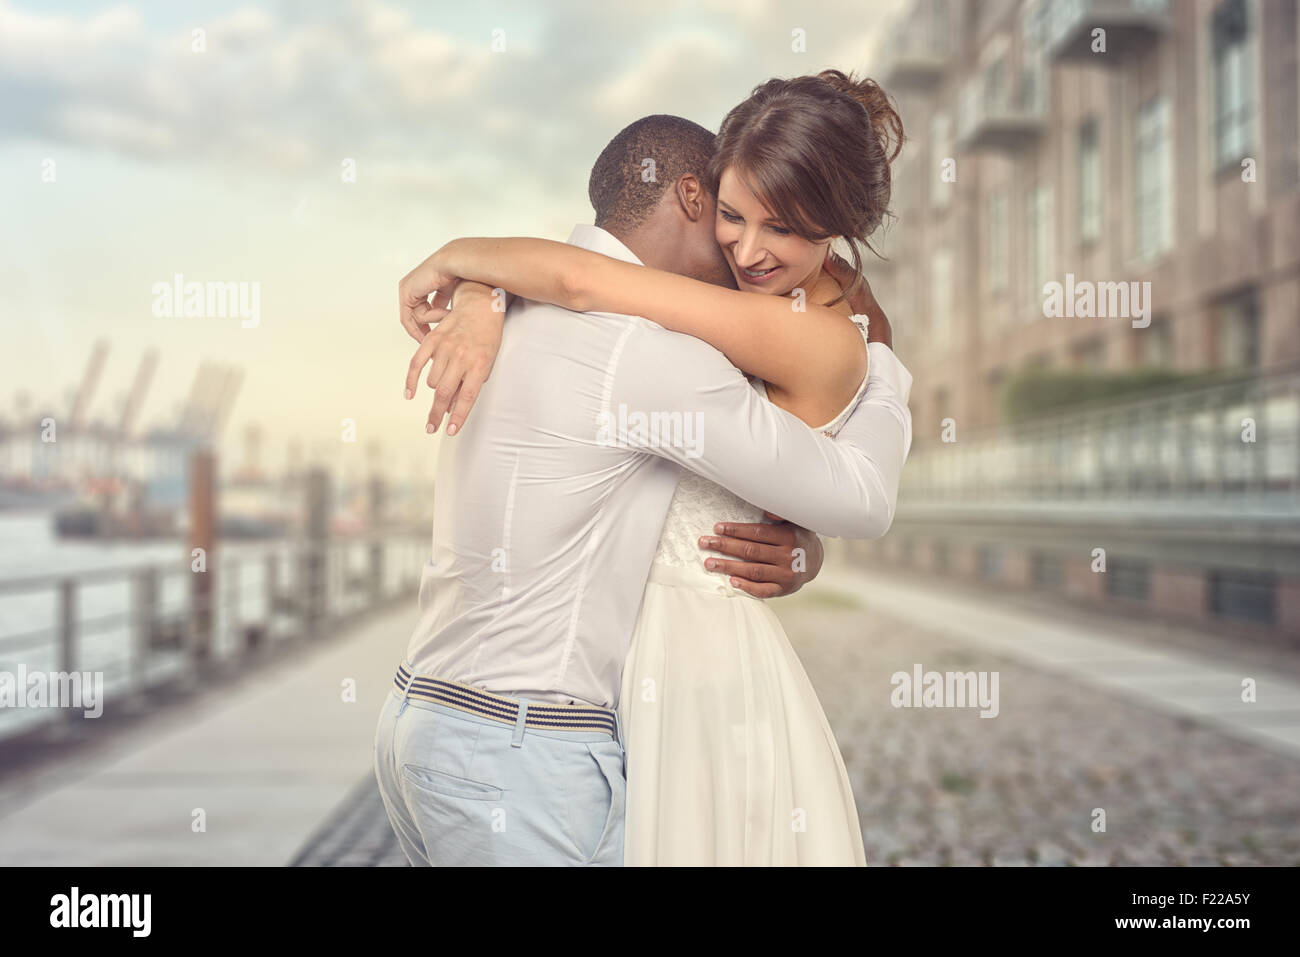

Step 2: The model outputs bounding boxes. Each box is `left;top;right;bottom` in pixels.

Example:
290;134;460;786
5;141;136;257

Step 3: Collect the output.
0;510;426;739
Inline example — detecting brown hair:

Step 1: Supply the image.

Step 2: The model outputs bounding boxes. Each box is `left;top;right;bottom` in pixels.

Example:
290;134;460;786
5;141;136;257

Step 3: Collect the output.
705;69;904;307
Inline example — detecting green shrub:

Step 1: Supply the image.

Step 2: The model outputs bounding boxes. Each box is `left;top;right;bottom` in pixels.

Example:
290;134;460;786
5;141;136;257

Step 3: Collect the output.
1001;368;1237;423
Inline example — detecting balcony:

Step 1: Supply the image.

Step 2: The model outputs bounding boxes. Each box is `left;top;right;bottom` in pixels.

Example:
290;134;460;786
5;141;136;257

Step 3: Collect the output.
956;71;1046;153
1045;0;1171;62
878;23;950;92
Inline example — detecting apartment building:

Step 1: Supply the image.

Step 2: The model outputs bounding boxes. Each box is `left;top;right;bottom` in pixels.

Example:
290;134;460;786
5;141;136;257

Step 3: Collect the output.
854;0;1300;640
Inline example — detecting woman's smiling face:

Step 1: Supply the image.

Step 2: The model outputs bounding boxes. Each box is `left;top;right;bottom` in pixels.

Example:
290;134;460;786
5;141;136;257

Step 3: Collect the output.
714;165;833;296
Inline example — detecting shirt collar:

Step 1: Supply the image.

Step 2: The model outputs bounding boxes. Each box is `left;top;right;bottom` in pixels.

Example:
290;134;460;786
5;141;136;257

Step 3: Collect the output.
566;224;644;267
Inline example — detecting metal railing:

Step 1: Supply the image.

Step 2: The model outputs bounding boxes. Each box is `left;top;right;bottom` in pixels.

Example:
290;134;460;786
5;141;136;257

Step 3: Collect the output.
0;535;428;742
957;65;1048;148
902;368;1300;508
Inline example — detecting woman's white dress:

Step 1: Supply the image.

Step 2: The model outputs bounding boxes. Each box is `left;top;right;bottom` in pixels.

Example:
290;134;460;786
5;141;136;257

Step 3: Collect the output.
617;314;871;866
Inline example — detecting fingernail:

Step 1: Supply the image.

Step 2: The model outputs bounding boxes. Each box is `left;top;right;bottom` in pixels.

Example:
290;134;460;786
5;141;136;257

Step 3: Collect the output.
704;559;716;569
447;423;457;436
730;577;741;586
404;388;413;400
715;523;727;534
426;422;435;434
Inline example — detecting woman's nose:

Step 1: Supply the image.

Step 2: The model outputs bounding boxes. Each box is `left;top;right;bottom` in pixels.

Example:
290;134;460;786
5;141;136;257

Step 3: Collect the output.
734;228;767;268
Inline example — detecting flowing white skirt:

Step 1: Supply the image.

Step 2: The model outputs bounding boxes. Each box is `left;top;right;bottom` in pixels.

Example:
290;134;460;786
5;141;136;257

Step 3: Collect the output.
617;562;867;866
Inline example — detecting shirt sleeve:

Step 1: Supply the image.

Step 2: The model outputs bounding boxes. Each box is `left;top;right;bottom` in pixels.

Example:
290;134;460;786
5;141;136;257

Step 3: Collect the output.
606;323;913;539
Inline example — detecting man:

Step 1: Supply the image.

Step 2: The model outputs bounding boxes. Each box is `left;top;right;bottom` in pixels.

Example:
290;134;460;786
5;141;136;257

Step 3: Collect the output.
374;114;912;866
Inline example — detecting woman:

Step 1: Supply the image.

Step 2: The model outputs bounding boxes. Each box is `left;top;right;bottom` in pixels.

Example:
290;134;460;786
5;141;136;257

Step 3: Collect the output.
404;69;903;865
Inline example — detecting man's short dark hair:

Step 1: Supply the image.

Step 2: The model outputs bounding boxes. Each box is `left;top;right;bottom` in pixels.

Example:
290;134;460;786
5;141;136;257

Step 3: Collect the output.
588;114;716;233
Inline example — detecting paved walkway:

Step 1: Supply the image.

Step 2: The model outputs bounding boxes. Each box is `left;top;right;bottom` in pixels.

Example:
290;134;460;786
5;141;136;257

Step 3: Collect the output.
815;565;1300;762
787;566;1300;865
289;772;407;866
0;604;419;865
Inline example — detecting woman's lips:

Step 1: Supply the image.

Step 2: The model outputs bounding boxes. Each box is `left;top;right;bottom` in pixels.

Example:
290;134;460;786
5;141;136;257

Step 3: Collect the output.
739;264;781;284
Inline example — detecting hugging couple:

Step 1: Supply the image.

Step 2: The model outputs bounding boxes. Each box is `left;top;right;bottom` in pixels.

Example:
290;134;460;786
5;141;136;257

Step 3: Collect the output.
374;68;914;866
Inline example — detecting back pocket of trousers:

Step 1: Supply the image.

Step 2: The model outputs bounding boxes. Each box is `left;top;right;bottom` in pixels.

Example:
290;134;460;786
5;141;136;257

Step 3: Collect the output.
402;764;504;801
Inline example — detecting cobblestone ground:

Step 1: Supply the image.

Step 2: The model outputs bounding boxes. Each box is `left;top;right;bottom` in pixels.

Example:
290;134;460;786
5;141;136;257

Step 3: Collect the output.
780;589;1300;866
298;589;1300;866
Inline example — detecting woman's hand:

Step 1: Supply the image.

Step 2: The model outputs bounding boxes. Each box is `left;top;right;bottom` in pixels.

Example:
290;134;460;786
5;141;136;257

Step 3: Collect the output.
823;250;893;349
404;281;507;435
398;243;464;343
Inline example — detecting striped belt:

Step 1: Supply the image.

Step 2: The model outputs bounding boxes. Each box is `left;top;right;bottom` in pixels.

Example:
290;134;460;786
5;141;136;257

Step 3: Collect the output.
393;662;618;739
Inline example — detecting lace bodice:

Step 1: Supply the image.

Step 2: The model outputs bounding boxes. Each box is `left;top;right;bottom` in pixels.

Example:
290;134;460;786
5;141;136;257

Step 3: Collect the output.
651;314;871;586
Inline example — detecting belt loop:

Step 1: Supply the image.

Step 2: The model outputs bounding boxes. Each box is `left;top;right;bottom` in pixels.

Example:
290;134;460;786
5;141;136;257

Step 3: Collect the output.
612;707;624;752
397;662;416;716
511;699;529;748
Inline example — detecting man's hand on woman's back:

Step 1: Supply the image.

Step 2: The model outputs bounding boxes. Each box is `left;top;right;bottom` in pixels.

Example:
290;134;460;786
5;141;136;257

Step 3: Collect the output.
823;251;893;350
696;512;824;598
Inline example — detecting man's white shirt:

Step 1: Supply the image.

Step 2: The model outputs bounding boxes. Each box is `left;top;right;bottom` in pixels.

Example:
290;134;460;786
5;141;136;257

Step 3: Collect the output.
404;224;914;709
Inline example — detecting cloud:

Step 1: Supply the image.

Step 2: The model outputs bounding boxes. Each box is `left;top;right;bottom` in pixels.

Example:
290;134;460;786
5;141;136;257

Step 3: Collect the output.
592;29;739;120
52;103;177;153
0;1;496;172
0;2;143;73
0;0;899;197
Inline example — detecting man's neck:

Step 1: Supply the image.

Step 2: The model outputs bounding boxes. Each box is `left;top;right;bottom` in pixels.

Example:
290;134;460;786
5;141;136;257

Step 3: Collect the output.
603;222;669;272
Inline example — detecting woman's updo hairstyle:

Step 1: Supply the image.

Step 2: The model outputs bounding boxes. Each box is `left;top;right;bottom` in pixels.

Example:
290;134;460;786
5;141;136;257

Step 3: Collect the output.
706;69;904;306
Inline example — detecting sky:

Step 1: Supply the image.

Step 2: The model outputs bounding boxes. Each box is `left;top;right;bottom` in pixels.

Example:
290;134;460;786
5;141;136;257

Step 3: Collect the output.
0;0;904;480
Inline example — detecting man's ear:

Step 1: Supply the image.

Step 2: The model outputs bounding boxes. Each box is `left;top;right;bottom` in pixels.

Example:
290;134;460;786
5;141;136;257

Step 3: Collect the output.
673;174;707;223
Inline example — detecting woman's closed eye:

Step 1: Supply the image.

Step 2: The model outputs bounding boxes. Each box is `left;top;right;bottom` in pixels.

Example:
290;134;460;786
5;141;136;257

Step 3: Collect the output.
719;210;791;236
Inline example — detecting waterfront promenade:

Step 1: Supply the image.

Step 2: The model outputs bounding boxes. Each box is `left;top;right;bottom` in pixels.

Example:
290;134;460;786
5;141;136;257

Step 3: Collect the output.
3;560;1297;866
0;602;419;865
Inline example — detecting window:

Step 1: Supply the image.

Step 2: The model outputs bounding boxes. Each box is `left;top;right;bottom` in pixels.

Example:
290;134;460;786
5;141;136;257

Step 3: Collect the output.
931;111;953;210
1072;337;1105;369
1215;291;1260;368
923;0;951;57
1026;184;1053;309
1031;552;1064;588
1106;558;1150;601
1078;117;1101;243
1209;569;1275;624
977;545;1004;581
987;189;1008;293
986;368;1006;411
1212;0;1252;168
934;386;951;424
1136;95;1173;261
1139;315;1173;367
960;34;1007;142
930;246;954;342
893;153;918;217
1019;0;1049;115
932;540;950;573
985;56;1006;113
